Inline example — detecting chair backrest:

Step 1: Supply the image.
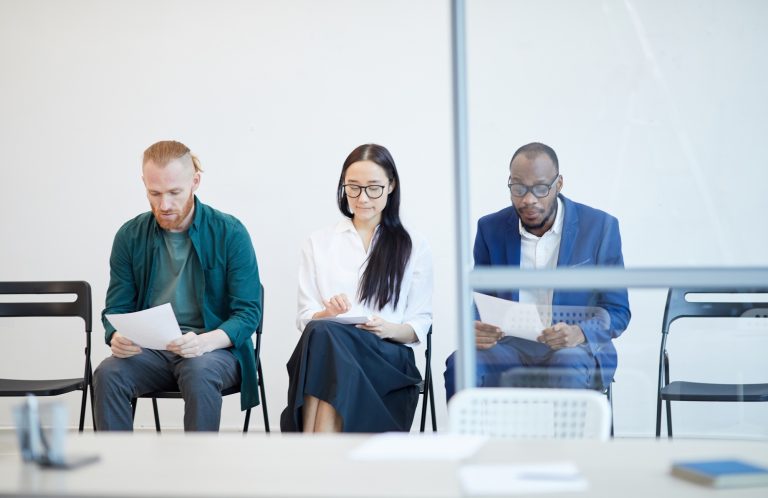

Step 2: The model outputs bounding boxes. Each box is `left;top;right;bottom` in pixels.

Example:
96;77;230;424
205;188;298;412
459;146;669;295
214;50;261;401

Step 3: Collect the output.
449;387;611;441
0;281;92;331
662;287;768;335
253;283;265;359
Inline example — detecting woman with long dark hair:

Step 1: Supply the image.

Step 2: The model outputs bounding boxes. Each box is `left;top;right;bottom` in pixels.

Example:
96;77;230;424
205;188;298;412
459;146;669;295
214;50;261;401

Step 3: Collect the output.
280;144;433;432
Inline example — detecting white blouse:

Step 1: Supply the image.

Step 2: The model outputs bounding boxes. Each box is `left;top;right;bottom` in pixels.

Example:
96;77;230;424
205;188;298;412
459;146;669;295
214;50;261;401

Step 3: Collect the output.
297;218;433;346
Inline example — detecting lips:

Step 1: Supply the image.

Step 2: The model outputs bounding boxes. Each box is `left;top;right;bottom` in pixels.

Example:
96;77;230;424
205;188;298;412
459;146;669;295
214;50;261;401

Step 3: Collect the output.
520;209;541;219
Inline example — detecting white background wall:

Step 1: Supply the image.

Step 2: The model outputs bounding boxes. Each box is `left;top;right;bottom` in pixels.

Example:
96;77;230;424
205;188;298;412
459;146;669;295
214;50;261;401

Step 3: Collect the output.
1;0;766;437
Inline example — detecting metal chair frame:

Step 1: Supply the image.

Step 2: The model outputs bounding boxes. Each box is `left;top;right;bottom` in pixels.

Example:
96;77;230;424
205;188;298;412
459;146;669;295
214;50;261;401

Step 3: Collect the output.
655;287;768;437
0;281;94;432
418;326;437;432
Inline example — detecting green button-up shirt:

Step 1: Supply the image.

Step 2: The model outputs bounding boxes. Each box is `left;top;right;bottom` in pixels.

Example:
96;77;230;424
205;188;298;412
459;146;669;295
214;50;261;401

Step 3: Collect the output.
102;197;263;410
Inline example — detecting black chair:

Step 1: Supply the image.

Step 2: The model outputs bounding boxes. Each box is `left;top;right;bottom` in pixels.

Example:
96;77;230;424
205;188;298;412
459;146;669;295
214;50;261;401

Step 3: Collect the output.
131;289;269;433
0;281;94;432
656;287;768;437
418;326;437;432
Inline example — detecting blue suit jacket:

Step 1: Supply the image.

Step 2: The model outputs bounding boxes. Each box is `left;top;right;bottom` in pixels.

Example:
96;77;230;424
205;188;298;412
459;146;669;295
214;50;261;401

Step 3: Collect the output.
473;194;631;389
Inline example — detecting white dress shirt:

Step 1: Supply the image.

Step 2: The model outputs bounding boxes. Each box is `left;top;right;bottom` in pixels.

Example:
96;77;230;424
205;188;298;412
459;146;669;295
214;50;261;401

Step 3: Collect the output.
518;197;564;326
297;218;433;346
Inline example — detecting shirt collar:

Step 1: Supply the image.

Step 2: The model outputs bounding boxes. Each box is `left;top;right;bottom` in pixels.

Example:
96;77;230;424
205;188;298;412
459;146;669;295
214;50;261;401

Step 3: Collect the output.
335;217;357;233
519;196;564;238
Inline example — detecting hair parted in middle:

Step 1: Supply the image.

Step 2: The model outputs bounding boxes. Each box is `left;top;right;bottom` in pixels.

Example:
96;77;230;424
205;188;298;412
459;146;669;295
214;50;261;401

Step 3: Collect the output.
337;143;412;311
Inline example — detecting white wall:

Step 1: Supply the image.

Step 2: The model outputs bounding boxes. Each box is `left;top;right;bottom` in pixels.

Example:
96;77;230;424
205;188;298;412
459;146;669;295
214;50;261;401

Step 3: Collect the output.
0;0;766;437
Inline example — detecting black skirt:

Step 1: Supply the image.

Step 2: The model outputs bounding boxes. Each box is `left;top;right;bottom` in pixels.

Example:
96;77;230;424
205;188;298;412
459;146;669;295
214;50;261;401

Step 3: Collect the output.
280;320;422;432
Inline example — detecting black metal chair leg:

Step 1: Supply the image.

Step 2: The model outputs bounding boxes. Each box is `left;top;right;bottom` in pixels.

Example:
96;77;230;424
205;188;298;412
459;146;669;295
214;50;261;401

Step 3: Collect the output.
419;381;428;432
258;362;270;433
428;376;437;431
665;400;673;437
79;385;88;432
243;408;252;433
152;398;161;433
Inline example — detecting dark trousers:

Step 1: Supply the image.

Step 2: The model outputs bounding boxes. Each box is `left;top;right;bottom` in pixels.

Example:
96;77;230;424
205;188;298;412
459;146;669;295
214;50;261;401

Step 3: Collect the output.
93;349;239;431
444;336;597;401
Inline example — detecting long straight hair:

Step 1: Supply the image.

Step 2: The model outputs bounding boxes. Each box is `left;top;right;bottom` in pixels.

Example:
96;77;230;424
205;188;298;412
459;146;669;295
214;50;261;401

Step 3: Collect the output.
337;144;412;311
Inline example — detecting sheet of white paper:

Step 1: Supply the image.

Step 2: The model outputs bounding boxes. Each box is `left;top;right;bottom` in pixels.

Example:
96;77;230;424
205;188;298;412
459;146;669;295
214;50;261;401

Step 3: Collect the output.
316;315;370;325
473;292;544;341
348;433;487;461
460;462;589;495
104;303;182;350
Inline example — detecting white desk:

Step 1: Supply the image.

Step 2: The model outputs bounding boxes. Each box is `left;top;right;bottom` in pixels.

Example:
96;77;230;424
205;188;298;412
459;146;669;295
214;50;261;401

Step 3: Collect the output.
0;432;767;497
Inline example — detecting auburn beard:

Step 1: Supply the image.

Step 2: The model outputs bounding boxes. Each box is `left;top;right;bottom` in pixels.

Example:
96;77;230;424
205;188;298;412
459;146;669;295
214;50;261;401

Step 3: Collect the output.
153;193;195;230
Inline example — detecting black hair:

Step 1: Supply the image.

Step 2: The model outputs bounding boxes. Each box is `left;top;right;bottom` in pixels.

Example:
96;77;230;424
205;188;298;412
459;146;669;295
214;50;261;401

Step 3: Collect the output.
509;142;559;173
337;144;412;311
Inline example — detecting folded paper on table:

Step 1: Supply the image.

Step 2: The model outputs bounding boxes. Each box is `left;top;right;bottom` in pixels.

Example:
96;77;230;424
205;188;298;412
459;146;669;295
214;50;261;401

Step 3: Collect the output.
105;303;182;350
460;462;589;495
316;315;370;325
473;292;544;342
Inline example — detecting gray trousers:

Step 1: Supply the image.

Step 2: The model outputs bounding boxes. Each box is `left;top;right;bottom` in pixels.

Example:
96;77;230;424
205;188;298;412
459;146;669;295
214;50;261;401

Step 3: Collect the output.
93;349;239;432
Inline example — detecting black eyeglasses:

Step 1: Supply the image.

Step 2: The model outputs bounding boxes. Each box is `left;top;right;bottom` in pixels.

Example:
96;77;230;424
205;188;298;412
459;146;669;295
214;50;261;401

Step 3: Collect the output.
342;184;386;199
507;174;559;198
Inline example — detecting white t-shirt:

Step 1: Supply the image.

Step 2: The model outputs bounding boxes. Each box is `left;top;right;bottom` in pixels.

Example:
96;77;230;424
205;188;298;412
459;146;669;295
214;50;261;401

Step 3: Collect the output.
297;218;433;346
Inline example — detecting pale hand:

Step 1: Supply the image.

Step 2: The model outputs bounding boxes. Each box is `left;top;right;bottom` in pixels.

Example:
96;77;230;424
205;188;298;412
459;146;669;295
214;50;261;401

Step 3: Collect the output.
357;316;417;344
316;293;351;318
475;321;503;350
356;316;396;339
167;332;210;358
537;322;585;350
110;332;142;358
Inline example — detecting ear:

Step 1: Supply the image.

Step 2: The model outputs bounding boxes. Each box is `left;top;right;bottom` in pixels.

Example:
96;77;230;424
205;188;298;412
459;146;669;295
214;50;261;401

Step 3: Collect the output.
389;179;396;193
556;175;563;193
191;172;201;193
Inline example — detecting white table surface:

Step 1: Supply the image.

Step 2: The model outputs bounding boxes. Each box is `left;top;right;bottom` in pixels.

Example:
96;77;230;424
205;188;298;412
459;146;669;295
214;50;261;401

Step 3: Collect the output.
1;432;767;497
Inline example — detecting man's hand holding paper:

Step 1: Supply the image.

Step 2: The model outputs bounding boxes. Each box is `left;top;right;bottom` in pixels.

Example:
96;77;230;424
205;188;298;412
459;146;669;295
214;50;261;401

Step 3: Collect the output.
109;332;141;358
473;292;545;343
104;303;182;352
537;322;585;350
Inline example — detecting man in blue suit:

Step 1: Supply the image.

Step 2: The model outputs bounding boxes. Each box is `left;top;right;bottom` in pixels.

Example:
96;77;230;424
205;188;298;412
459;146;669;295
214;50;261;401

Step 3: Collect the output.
445;142;630;399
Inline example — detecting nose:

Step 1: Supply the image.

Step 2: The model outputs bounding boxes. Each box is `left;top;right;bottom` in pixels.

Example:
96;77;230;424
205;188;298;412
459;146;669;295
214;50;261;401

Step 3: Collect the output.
521;191;538;205
159;194;173;211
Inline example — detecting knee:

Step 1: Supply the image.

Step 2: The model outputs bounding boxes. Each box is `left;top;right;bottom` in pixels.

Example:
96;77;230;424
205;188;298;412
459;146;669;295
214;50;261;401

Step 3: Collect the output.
548;347;593;369
305;320;334;343
176;356;230;398
93;357;125;392
444;351;456;373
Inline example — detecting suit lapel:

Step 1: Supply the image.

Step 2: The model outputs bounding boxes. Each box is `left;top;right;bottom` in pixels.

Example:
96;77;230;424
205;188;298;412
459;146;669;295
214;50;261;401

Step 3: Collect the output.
557;195;578;267
555;195;578;306
506;208;521;301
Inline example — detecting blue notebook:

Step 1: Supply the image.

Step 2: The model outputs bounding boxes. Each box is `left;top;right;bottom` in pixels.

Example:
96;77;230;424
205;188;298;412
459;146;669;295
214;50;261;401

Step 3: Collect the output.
671;459;768;488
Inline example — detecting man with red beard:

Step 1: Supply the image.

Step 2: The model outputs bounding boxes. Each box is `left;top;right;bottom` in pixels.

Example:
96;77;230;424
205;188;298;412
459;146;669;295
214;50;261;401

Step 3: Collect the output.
93;140;262;431
445;142;630;399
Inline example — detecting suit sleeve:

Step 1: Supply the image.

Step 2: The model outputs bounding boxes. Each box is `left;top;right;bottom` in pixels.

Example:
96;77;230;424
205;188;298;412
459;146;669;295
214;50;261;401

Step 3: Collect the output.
473;218;491;266
579;216;631;350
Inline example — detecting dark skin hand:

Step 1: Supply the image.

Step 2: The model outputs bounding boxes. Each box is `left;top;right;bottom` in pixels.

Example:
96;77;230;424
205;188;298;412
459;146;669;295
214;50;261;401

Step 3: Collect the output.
475;321;585;350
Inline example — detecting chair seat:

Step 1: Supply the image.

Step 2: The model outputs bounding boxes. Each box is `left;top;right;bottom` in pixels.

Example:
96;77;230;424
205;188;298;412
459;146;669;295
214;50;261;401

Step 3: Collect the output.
661;381;768;402
139;384;241;400
0;377;84;396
